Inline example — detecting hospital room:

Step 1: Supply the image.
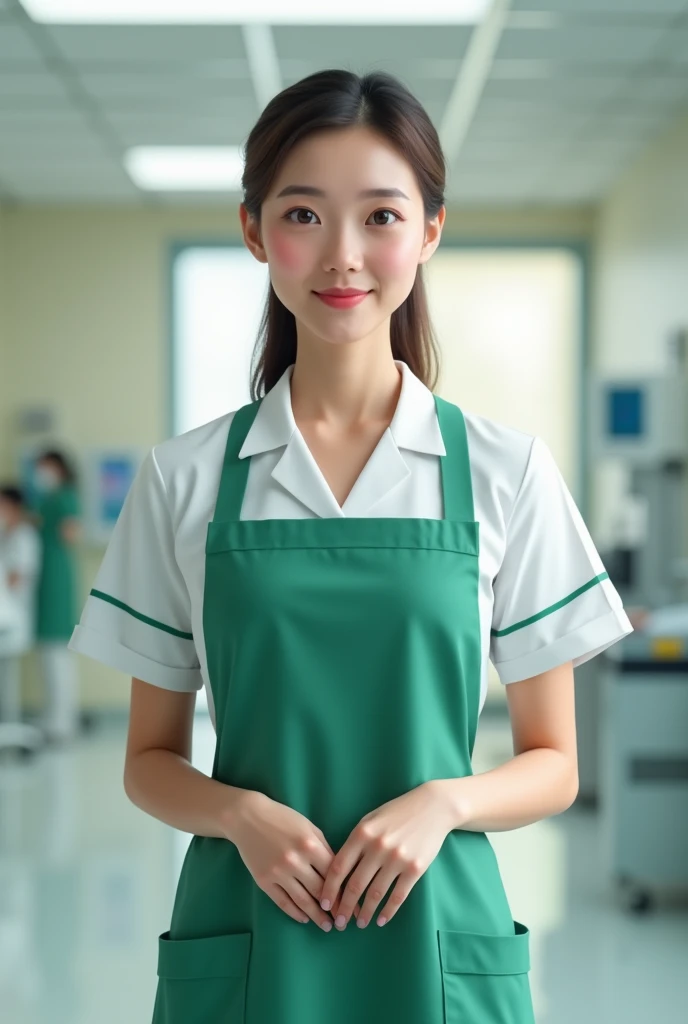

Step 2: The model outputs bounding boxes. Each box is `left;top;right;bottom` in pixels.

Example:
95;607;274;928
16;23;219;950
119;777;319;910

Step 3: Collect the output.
1;1;687;1022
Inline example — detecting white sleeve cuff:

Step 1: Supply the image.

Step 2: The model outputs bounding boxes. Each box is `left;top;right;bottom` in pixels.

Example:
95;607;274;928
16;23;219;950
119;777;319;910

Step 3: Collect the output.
68;623;203;692
491;607;634;685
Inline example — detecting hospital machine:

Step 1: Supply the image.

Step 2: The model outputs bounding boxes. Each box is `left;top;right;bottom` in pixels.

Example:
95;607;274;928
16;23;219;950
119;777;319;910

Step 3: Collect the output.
589;329;688;912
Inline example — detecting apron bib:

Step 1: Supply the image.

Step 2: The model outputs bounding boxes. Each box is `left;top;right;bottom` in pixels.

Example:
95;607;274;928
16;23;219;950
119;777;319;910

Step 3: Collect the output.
152;395;535;1024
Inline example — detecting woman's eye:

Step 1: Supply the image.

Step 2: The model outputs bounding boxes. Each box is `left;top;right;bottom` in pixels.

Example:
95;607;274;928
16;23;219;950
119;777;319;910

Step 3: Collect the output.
367;209;399;226
284;208;400;226
285;208;319;224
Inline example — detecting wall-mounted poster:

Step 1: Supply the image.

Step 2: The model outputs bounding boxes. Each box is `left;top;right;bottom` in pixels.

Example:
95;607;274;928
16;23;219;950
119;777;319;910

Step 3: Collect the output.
83;448;147;546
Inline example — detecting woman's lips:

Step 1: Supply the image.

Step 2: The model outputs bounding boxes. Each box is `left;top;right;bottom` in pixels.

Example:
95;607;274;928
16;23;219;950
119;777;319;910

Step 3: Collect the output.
314;291;370;309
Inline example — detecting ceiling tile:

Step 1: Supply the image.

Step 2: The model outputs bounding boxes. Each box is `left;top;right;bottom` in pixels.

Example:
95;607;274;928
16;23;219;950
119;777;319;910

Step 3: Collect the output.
496;24;669;62
77;71;256;103
0;70;69;100
483;74;631;104
107;111;254;147
273;25;472;64
0;21;46;64
662;29;688;63
0;107;93;139
46;25;246;62
511;0;688;13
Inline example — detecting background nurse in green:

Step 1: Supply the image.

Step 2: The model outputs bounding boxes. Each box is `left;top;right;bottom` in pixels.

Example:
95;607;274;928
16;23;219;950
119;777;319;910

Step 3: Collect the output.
68;69;633;1023
32;449;82;742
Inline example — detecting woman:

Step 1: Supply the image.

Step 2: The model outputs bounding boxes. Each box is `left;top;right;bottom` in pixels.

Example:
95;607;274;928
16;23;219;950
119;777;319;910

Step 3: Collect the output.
33;450;81;742
69;70;633;1023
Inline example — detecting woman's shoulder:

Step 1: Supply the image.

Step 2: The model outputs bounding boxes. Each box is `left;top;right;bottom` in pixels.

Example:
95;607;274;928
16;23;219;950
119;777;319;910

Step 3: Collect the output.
146;406;247;531
152;407;241;483
459;408;537;530
461;408;534;480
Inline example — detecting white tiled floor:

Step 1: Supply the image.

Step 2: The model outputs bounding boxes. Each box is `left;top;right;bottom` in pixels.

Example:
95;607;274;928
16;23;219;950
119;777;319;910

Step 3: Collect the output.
0;714;686;1024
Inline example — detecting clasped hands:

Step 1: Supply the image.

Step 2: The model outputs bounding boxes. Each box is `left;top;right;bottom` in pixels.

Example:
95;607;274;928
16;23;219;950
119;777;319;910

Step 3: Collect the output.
318;780;460;931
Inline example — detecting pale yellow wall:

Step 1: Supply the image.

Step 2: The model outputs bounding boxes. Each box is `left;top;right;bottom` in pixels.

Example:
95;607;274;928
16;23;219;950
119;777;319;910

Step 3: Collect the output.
594;109;688;376
1;202;594;712
592;110;688;549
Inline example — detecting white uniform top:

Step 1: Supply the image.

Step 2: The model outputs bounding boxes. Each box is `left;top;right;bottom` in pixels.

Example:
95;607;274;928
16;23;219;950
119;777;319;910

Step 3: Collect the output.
0;521;42;657
69;360;633;728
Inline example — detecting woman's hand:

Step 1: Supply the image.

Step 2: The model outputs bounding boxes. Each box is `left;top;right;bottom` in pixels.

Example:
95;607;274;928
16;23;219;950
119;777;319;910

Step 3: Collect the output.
319;780;460;931
229;790;359;931
60;518;81;545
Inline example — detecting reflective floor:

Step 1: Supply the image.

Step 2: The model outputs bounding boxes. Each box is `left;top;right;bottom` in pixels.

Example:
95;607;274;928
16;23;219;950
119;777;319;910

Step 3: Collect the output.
0;714;686;1024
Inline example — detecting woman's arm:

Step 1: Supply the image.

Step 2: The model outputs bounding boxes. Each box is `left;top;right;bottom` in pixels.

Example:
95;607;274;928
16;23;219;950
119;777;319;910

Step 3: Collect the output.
123;677;256;843
431;660;579;832
60;517;81;545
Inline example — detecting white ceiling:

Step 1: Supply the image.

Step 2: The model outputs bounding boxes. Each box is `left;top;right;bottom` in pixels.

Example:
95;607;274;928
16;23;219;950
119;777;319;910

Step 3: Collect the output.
0;0;687;206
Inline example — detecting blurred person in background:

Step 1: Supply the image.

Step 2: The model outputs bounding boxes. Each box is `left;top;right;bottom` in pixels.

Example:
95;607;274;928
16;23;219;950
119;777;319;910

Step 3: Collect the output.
0;486;41;726
31;450;82;743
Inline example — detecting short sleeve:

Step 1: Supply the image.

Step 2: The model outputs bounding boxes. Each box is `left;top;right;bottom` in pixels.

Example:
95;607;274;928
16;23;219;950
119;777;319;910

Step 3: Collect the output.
490;436;633;684
12;527;41;579
68;448;202;692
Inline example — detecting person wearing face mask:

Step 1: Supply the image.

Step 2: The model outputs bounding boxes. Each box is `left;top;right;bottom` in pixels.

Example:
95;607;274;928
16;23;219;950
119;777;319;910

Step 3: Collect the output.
31;450;82;743
0;486;42;752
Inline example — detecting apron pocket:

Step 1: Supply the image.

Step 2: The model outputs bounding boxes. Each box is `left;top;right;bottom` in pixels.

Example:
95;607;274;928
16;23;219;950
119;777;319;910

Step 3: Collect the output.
438;920;535;1024
154;929;251;1023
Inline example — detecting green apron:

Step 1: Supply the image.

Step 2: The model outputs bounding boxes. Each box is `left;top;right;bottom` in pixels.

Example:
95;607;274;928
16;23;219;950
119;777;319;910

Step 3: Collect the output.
153;394;535;1024
36;485;80;642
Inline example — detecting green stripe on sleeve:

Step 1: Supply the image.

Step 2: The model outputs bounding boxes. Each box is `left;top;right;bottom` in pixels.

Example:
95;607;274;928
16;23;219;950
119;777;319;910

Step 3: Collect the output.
90;589;194;640
491;572;609;638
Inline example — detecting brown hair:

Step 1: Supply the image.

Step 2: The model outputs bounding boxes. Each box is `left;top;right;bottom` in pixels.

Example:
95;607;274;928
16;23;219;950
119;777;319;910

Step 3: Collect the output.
38;449;78;486
241;69;446;400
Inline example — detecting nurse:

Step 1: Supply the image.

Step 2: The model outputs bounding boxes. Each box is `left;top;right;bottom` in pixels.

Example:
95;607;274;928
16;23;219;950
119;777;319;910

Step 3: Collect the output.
33;449;82;742
69;69;633;1024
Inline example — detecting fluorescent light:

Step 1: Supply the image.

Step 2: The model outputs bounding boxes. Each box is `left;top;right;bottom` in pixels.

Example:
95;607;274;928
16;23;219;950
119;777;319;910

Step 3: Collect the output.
20;1;490;25
124;146;244;191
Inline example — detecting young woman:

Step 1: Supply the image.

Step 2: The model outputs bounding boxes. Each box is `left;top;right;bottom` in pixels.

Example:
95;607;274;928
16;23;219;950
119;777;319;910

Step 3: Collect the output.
69;70;633;1023
33;450;82;743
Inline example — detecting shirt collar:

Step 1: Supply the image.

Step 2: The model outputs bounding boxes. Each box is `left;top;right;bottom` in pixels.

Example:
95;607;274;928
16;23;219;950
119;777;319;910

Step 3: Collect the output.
238;359;446;459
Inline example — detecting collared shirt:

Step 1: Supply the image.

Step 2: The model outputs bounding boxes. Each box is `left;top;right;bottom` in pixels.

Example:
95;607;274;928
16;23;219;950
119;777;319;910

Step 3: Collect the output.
69;360;633;727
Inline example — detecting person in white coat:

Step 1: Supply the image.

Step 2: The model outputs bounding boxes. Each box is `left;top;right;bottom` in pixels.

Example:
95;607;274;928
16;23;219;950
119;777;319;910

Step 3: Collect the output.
0;485;42;752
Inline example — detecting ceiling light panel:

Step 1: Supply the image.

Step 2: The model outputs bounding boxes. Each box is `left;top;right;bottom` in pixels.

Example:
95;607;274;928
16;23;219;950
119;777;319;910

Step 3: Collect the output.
123;146;245;191
20;0;491;24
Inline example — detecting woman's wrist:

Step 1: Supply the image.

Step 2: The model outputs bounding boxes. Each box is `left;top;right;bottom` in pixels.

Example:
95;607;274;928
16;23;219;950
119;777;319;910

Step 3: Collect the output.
219;785;267;844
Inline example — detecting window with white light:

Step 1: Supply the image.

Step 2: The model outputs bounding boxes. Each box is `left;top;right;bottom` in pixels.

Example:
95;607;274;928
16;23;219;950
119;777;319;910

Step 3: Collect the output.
172;245;270;437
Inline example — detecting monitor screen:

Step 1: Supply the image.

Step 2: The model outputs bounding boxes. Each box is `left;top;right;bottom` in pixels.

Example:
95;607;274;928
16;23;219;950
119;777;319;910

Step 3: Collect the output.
607;386;644;437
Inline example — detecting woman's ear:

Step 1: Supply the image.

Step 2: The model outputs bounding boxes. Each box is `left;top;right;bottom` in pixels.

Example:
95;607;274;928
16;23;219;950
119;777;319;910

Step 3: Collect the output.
239;204;268;264
418;205;446;265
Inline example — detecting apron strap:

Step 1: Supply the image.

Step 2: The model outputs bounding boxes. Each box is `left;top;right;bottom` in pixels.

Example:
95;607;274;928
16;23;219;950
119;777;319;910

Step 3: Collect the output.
212;398;263;522
213;393;474;524
434;395;475;522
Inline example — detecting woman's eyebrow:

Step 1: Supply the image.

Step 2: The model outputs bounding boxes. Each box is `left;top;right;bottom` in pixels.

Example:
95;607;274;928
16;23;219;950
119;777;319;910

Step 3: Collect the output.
275;185;410;200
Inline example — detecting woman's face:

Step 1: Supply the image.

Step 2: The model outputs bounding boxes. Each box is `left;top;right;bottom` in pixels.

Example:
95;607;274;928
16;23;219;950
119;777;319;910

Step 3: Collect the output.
241;125;444;349
34;460;61;492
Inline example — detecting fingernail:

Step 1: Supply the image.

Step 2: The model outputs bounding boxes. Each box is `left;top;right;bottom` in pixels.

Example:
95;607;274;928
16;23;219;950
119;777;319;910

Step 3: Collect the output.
335;915;346;929
357;917;367;928
377;916;387;927
321;899;331;911
321;920;332;932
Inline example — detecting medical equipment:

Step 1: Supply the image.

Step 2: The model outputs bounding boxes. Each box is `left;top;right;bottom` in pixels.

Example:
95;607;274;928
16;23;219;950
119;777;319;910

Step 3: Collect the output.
591;329;688;911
